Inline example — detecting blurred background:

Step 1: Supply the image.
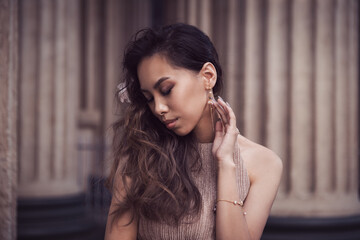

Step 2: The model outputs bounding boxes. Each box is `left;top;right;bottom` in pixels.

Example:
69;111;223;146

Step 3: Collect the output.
1;0;359;239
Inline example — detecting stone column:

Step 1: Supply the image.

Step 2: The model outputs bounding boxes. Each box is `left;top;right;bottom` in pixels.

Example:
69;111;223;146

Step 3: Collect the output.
269;0;360;217
349;0;359;196
102;0;125;177
225;0;242;118
289;0;313;201
17;0;94;239
263;0;360;239
18;0;81;198
266;0;289;197
198;0;212;38
315;0;335;197
0;0;18;239
244;0;265;143
171;0;213;37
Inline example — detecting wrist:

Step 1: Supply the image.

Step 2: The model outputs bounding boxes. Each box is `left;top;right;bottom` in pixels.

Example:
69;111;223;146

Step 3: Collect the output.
217;157;236;170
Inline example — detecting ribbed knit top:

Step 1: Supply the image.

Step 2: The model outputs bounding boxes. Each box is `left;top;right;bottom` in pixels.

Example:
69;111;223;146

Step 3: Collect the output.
137;142;250;240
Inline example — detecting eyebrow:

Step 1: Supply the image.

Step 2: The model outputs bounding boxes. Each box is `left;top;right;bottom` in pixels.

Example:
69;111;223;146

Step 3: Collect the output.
141;77;169;92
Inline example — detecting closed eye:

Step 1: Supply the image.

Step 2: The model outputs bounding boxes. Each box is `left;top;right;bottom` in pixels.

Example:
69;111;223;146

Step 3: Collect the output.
161;86;173;96
143;85;173;103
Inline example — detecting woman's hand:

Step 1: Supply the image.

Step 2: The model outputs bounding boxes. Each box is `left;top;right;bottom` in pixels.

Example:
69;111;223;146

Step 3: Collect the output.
211;97;239;165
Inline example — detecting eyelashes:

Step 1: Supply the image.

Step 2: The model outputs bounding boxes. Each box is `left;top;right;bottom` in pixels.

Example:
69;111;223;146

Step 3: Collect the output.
161;86;173;96
144;86;173;103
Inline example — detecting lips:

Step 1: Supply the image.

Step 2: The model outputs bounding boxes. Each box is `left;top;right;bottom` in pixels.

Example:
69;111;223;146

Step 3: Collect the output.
163;118;177;129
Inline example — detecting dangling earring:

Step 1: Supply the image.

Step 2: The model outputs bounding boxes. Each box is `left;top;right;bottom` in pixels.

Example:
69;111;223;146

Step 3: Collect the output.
208;89;216;133
208;89;215;104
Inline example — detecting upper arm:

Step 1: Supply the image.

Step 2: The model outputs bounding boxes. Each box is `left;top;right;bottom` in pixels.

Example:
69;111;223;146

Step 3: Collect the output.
104;176;138;240
242;148;283;240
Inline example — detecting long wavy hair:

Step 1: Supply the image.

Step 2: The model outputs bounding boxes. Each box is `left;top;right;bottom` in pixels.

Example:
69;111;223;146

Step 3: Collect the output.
107;23;223;227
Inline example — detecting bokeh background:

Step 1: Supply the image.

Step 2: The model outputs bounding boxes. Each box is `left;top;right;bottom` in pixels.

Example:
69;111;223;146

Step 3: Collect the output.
1;0;359;239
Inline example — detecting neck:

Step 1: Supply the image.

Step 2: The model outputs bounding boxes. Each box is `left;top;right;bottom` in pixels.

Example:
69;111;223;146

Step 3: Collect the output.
193;104;216;143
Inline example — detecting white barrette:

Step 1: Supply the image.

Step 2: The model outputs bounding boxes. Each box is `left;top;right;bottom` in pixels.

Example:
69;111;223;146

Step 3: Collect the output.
117;82;130;103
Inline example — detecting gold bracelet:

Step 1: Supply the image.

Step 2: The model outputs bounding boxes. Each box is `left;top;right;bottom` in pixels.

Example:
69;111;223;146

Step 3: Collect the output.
216;199;244;207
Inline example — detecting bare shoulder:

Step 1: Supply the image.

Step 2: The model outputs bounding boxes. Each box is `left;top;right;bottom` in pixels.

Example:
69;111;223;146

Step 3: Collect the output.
237;135;283;182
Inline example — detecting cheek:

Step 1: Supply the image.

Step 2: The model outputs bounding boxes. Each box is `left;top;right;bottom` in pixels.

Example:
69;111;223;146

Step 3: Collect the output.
178;89;207;120
173;86;200;107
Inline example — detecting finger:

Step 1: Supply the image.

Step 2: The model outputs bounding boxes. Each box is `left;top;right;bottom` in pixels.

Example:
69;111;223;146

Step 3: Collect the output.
217;97;230;116
213;102;228;125
217;98;238;135
212;120;224;152
224;103;239;135
209;100;223;121
217;98;231;127
221;107;239;148
214;119;223;135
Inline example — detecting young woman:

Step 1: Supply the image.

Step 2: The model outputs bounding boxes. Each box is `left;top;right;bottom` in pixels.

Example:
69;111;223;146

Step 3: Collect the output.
105;23;282;240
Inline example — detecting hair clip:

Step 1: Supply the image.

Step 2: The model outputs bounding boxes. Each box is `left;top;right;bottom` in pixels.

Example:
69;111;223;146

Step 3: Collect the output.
117;82;130;103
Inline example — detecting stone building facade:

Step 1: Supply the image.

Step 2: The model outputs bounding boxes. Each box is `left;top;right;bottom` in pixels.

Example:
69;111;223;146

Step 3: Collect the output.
0;0;359;239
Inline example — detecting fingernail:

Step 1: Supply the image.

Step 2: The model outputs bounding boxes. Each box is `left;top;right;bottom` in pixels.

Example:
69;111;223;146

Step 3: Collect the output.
218;96;224;102
226;101;231;107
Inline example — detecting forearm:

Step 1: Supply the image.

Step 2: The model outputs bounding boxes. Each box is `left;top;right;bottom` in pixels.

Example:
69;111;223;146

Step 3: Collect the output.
216;159;252;240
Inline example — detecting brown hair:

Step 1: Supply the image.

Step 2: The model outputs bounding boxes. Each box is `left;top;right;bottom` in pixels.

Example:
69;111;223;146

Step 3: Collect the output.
107;23;223;226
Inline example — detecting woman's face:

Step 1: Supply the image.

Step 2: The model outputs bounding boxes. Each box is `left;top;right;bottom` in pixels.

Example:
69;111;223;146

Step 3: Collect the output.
137;54;210;137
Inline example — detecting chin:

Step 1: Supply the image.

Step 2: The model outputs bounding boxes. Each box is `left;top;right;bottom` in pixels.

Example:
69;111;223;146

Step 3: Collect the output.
172;128;191;137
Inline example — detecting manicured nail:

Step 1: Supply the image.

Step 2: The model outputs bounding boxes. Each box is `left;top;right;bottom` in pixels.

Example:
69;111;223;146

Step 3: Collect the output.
218;96;224;102
226;101;231;107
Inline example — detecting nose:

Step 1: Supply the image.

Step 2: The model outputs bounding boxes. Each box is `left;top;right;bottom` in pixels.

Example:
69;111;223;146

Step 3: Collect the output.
154;97;169;116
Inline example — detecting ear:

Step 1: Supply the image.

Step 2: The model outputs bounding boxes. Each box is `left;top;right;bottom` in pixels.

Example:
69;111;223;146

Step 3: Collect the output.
199;62;217;90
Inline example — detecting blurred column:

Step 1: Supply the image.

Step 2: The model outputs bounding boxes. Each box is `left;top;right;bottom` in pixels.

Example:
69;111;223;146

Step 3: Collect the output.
103;0;124;162
174;0;212;37
334;0;349;195
18;0;80;199
199;0;212;38
264;0;360;239
244;0;263;143
78;0;103;185
17;0;94;239
315;0;335;197
0;0;18;239
266;0;288;197
290;0;313;200
225;0;240;107
187;0;197;26
269;0;360;216
348;0;359;196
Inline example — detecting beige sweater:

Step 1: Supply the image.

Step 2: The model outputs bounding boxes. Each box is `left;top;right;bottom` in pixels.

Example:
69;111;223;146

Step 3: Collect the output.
138;142;250;240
